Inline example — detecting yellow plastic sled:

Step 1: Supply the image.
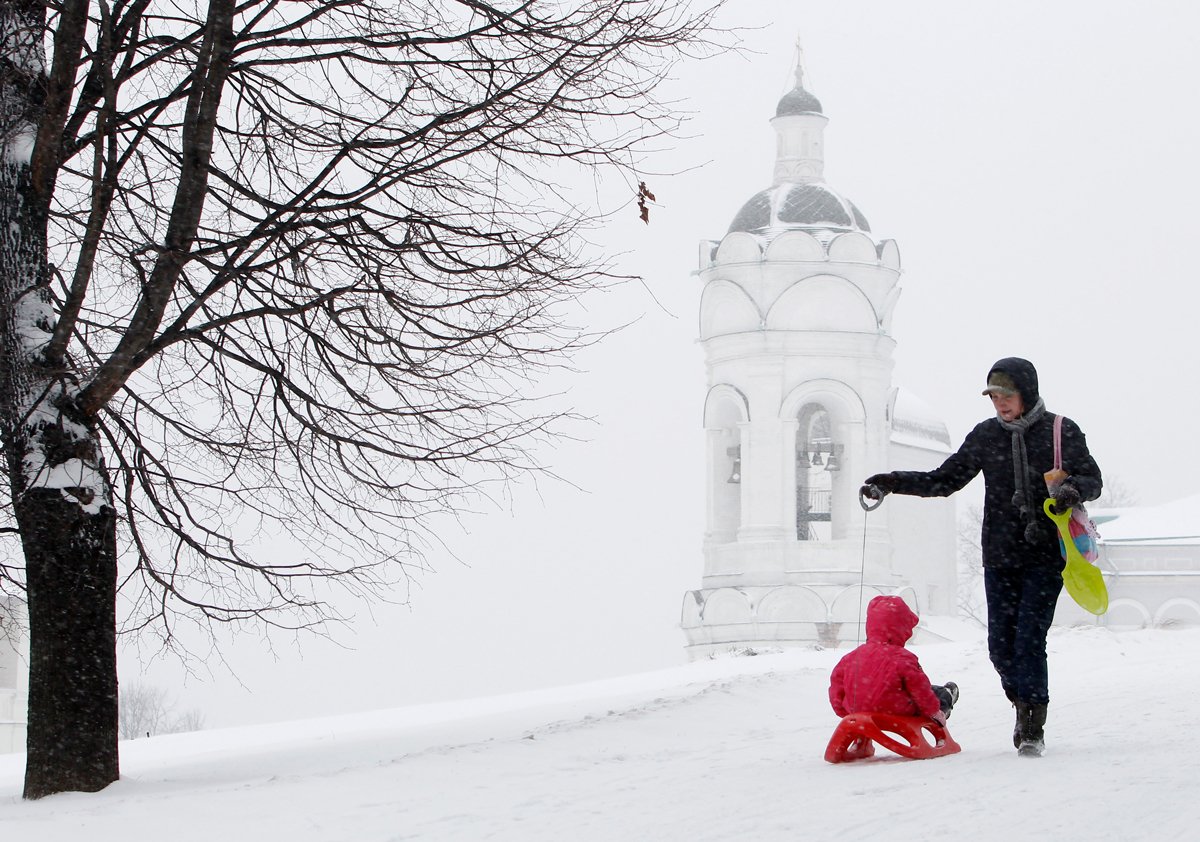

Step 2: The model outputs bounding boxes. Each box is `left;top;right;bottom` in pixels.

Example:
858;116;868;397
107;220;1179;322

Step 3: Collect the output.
1043;498;1108;615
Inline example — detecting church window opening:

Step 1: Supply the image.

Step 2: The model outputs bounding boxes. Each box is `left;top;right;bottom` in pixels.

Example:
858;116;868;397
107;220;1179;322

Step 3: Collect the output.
796;405;841;541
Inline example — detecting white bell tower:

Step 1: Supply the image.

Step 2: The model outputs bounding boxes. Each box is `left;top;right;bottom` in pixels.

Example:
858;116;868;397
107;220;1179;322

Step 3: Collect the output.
681;49;956;656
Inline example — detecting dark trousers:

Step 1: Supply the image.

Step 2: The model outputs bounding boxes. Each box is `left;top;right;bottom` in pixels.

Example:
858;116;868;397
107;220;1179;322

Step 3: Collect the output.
983;564;1063;706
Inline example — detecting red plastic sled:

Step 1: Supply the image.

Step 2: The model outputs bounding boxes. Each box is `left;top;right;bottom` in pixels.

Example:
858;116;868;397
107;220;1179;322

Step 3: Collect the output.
824;712;961;763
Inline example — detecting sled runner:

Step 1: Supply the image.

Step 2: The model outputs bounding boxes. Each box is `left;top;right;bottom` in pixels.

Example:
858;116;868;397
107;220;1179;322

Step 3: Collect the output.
824;712;961;763
1042;498;1108;615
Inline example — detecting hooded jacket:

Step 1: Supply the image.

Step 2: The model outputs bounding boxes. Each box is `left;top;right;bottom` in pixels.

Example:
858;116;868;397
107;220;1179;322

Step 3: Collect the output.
828;595;942;719
888;357;1102;569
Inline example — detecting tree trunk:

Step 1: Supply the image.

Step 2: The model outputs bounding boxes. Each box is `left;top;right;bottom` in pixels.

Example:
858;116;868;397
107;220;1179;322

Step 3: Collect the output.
1;0;120;798
18;485;119;799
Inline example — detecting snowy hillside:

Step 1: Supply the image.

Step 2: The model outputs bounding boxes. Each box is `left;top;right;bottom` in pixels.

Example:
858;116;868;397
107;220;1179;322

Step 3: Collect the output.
1;625;1195;841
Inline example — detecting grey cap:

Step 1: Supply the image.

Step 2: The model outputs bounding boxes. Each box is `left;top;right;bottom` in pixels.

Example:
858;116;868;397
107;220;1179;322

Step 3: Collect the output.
981;371;1019;397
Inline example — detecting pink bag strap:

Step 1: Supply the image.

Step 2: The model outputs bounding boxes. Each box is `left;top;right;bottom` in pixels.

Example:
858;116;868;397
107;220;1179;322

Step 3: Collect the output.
1052;414;1063;472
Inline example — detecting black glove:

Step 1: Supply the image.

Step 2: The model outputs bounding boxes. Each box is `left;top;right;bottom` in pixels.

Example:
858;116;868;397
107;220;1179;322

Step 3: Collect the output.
1051;481;1081;513
861;473;898;501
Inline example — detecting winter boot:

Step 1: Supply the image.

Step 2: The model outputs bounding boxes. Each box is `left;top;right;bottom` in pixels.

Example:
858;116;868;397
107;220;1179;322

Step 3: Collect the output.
1015;702;1047;757
945;681;960;706
934;682;960;718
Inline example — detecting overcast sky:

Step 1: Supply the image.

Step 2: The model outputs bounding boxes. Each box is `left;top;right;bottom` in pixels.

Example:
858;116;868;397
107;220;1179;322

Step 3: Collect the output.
126;1;1200;729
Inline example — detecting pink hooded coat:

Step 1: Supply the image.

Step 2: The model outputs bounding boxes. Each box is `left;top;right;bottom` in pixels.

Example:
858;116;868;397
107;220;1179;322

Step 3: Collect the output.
828;595;941;719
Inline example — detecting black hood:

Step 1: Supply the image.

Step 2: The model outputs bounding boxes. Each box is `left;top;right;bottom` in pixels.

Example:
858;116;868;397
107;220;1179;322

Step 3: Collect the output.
987;357;1040;408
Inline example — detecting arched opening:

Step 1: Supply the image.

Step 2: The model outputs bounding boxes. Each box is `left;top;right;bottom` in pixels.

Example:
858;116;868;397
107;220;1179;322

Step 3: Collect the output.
796;404;842;541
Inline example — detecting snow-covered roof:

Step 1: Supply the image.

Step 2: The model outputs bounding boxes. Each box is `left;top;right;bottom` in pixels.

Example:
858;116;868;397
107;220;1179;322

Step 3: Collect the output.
727;182;871;237
1092;494;1200;546
889;388;952;453
775;85;823;117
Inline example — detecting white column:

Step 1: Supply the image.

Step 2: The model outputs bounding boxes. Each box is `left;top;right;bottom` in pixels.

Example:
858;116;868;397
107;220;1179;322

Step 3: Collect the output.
780;419;800;541
736;415;791;542
831;416;865;541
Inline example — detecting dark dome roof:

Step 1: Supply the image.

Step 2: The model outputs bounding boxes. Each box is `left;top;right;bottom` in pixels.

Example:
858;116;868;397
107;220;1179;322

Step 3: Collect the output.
728;182;871;235
775;86;823;117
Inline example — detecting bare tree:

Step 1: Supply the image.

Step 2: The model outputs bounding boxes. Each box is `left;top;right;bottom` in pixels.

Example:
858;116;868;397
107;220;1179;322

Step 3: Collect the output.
119;683;204;739
172;705;206;735
118;683;170;740
1092;475;1139;509
0;0;725;798
956;504;987;629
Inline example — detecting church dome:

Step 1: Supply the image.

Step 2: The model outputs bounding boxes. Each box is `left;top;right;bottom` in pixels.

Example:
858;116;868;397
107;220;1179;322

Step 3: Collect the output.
728;182;871;236
775;86;823;117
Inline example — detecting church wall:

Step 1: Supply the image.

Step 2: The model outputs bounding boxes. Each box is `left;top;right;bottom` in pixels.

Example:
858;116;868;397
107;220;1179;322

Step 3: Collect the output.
1053;541;1200;630
883;442;957;616
698;260;901;337
0;601;27;753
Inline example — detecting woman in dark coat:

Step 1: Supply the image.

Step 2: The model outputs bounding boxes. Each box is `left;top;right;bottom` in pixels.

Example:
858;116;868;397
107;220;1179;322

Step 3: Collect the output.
860;357;1102;757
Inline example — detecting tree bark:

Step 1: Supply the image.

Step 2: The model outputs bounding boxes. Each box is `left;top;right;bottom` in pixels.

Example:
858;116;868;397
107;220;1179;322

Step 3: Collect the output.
18;486;119;799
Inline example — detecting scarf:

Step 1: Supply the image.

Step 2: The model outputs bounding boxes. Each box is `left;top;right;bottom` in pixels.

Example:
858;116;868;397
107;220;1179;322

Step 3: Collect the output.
997;397;1047;544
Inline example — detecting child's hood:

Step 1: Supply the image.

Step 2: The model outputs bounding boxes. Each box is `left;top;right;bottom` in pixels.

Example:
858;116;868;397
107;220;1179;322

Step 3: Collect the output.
864;595;919;645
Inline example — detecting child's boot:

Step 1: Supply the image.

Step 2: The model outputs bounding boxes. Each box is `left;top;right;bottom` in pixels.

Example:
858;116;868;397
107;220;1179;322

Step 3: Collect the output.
934;682;960;718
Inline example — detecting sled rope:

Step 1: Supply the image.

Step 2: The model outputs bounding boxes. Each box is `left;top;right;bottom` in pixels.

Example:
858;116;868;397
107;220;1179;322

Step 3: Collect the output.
855;491;879;647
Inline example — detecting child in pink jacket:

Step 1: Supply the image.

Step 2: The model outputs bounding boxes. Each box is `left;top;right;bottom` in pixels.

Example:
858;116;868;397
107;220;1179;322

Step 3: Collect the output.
829;595;958;724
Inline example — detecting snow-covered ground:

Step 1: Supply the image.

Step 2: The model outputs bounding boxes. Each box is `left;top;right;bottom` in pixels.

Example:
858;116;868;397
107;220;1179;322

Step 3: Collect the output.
0;623;1193;840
